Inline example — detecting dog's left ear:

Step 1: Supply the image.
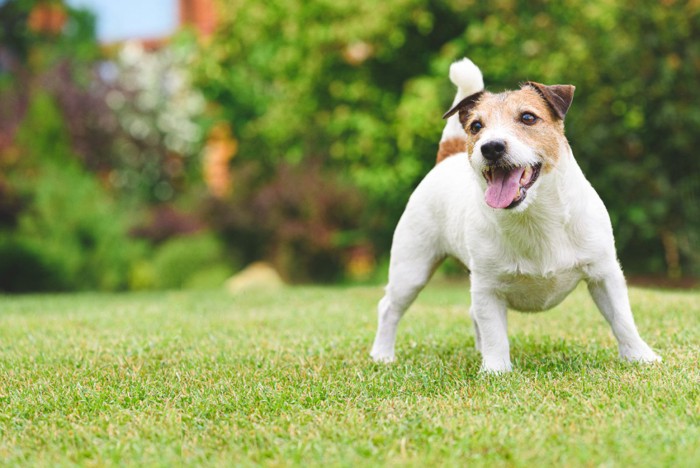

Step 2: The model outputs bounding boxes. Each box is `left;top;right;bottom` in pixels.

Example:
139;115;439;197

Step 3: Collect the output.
442;91;484;126
524;82;575;120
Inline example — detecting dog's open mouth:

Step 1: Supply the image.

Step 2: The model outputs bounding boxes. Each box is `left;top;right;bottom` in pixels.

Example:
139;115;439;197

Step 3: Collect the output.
482;163;542;209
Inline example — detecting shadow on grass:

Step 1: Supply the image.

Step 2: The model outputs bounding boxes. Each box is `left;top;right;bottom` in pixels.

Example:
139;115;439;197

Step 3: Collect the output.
384;336;618;379
511;336;616;375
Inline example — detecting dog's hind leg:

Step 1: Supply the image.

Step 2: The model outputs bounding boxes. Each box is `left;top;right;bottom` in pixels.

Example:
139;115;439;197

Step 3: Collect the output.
370;210;443;363
586;265;661;363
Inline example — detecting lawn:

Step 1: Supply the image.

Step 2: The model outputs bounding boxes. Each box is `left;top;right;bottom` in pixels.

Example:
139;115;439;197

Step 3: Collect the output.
0;282;698;466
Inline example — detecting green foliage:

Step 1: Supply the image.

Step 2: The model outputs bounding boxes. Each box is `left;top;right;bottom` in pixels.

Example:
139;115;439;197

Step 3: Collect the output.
135;233;233;290
198;0;459;248
0;236;61;292
2;0;697;290
0;92;144;292
198;0;700;276
1;6;218;292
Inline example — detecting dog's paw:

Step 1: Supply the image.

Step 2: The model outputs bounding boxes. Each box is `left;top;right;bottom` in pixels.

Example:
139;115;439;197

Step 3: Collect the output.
480;359;513;374
370;347;396;364
370;352;396;364
619;344;662;364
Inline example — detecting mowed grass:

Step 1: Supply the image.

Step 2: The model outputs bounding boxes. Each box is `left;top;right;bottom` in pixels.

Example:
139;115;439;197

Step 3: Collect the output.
0;283;698;467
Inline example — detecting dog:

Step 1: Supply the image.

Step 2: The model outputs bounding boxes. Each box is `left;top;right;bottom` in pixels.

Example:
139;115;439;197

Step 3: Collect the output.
370;58;661;372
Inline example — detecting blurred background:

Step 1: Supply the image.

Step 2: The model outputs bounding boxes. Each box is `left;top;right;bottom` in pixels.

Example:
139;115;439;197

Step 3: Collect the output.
0;0;698;293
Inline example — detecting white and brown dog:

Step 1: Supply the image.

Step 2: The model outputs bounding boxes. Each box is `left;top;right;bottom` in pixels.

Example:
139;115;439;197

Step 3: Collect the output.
370;58;661;372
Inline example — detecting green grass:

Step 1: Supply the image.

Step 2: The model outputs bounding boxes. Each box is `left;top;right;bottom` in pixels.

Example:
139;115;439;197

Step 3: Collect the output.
0;283;698;466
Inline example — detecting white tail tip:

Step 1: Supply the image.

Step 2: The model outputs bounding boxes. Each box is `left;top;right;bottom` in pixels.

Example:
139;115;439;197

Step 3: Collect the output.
449;58;484;98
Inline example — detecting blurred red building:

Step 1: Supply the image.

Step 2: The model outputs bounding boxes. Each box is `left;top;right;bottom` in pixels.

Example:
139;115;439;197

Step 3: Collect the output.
27;0;217;45
179;0;217;38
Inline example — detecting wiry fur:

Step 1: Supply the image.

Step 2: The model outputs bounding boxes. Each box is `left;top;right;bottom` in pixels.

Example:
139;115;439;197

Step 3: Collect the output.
371;58;661;373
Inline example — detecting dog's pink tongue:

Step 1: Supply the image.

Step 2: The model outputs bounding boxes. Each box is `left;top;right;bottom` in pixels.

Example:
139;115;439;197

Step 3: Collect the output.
485;167;526;209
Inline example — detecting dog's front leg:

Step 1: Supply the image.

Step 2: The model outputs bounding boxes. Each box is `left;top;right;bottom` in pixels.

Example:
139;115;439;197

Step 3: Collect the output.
587;266;661;363
470;290;512;373
370;295;406;363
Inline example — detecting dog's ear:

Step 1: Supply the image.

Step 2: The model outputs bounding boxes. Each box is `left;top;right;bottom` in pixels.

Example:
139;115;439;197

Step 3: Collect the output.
523;82;575;120
442;91;484;126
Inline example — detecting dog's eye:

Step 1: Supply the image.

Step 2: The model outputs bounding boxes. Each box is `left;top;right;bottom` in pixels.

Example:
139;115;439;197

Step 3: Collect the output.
521;113;538;125
469;120;483;134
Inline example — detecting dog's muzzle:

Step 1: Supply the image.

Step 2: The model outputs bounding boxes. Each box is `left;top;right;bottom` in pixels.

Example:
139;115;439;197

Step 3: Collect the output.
482;163;542;209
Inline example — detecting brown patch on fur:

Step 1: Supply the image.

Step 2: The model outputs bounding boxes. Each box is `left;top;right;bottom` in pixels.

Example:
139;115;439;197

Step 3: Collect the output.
461;88;570;172
524;82;575;120
436;137;466;164
443;91;484;126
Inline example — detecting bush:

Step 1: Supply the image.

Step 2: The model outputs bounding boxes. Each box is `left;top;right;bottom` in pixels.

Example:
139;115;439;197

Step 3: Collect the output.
1;92;144;292
130;233;232;290
0;236;62;292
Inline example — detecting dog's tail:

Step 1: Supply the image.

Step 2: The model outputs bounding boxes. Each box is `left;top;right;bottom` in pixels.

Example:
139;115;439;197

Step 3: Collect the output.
449;58;484;105
437;58;484;164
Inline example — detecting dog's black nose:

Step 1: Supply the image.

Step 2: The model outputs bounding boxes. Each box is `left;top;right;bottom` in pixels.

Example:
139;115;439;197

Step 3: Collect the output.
481;140;507;161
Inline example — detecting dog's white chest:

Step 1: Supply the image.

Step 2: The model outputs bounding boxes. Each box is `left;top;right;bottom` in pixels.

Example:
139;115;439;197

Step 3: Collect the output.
499;269;583;312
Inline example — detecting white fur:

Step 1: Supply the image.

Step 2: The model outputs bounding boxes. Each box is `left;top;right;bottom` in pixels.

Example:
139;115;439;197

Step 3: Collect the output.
371;59;661;373
450;58;484;100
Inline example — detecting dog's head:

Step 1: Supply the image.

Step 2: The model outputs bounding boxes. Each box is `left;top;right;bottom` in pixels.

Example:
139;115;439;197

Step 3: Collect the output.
443;82;575;210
